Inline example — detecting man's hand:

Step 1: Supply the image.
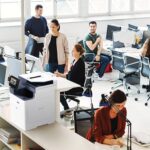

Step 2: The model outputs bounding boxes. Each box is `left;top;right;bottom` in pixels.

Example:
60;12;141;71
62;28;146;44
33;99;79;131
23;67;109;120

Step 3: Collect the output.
30;34;40;42
95;55;100;61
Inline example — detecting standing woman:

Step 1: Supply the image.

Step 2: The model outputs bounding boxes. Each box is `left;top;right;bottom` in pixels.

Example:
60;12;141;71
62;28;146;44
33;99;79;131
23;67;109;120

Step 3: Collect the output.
42;19;69;73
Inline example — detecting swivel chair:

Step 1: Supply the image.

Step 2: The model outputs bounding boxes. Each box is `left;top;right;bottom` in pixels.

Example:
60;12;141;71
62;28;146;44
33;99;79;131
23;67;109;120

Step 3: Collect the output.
141;57;150;106
111;50;141;95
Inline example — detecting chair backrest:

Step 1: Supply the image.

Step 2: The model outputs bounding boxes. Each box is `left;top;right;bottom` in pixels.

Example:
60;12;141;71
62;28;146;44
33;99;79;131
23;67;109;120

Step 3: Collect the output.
84;65;95;89
74;108;98;138
83;53;95;63
124;55;140;70
78;40;84;48
141;57;150;78
112;50;125;72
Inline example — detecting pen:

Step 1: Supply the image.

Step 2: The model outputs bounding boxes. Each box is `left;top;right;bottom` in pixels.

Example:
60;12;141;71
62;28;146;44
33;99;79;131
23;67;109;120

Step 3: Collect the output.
30;75;41;79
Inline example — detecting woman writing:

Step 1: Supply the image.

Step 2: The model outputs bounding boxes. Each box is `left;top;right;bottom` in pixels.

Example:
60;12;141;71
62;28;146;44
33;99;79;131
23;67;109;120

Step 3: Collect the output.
86;90;127;147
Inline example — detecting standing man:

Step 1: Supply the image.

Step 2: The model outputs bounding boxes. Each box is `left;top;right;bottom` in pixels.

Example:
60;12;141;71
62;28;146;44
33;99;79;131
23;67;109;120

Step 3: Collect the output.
25;4;49;57
84;21;111;78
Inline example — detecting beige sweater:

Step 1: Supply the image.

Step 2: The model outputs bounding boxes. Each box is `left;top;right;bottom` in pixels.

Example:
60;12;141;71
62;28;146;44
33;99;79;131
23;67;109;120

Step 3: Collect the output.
42;32;69;65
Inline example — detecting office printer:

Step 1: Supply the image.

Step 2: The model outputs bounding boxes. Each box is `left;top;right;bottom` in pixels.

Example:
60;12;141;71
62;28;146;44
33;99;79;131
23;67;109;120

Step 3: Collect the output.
9;72;56;130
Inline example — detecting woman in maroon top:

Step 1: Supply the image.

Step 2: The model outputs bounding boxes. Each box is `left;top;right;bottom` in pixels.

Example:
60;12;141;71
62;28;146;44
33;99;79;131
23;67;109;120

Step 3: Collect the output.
86;90;127;147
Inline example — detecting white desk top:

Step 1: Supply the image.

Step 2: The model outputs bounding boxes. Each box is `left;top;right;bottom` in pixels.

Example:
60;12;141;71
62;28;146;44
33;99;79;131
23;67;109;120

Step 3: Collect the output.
0;101;149;150
114;47;141;59
0;103;95;150
56;77;80;92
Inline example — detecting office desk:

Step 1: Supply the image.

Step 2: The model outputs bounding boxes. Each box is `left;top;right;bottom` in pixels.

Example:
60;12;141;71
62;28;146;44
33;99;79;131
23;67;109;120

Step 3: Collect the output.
0;101;149;150
55;77;80;122
114;47;141;59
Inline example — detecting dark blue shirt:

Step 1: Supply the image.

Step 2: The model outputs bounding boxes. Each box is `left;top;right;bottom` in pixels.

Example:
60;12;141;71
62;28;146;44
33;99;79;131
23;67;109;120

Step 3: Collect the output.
25;16;49;37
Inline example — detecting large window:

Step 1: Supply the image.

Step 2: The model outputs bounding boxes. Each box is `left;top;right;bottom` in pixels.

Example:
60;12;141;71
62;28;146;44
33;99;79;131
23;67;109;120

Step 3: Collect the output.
134;0;150;11
31;0;53;17
0;0;21;19
56;0;78;16
1;0;150;21
89;0;109;14
111;0;130;13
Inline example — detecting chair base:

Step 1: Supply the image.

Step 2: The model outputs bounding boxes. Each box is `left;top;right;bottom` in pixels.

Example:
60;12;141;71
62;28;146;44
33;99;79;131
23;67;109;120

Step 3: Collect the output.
145;95;150;106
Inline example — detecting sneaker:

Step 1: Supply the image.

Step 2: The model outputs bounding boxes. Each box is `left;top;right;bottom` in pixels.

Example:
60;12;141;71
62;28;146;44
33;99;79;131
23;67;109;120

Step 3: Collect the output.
64;111;73;118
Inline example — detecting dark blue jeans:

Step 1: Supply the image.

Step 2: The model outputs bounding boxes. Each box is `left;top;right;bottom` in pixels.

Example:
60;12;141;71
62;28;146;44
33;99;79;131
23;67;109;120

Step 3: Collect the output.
96;54;111;77
48;63;65;73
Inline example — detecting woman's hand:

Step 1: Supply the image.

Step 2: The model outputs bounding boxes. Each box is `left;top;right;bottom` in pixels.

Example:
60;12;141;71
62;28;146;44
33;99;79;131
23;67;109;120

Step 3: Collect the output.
54;71;62;77
64;64;68;73
111;139;124;147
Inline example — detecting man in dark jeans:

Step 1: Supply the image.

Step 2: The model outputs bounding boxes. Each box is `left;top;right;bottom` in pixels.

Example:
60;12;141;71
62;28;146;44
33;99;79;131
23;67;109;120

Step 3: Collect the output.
84;21;111;78
25;4;49;57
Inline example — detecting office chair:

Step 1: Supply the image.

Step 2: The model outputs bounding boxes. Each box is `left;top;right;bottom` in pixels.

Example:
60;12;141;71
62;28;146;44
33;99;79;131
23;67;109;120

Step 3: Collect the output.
64;64;96;111
74;108;98;139
111;50;141;95
141;57;150;106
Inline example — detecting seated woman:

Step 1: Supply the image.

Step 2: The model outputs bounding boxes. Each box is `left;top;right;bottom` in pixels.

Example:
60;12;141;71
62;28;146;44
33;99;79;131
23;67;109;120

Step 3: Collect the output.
141;38;150;58
55;44;85;111
86;90;127;147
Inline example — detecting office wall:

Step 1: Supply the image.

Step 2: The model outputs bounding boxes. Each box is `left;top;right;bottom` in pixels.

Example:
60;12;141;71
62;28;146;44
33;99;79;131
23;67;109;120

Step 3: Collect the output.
0;17;150;52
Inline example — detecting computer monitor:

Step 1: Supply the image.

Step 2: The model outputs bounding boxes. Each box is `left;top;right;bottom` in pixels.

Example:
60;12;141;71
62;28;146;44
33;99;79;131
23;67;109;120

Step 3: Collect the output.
6;57;22;78
141;30;150;44
113;30;135;47
25;54;43;73
147;25;150;30
4;46;16;57
106;25;121;41
128;24;139;32
0;64;6;86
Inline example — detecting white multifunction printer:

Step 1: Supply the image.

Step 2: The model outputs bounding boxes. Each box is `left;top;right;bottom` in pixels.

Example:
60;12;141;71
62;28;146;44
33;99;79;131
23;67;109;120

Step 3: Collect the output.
9;72;56;130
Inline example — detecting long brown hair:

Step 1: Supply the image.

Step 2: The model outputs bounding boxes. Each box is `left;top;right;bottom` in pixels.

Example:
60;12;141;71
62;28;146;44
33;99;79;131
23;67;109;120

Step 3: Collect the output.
146;38;150;58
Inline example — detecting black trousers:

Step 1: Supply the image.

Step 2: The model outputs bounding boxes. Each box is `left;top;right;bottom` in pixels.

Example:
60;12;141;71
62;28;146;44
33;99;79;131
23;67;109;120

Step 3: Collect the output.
31;42;44;58
60;87;83;110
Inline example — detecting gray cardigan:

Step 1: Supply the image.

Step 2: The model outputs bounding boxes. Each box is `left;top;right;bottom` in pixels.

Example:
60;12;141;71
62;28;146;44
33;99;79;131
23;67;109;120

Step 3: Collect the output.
42;32;69;65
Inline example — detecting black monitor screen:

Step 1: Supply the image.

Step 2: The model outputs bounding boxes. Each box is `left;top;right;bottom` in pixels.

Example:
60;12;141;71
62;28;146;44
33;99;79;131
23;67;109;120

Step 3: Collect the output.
147;25;150;30
106;25;121;41
128;24;138;30
0;64;6;85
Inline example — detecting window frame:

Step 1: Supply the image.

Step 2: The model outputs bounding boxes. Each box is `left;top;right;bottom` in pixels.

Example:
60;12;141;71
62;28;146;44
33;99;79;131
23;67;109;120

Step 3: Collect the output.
0;0;150;22
0;0;21;21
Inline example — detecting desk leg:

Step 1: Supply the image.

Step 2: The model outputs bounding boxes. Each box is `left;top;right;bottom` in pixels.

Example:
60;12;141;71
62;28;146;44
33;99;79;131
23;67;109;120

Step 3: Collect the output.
56;90;61;122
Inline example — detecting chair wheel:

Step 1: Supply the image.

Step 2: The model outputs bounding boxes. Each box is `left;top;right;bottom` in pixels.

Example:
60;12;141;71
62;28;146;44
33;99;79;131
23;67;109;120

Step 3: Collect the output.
126;93;128;97
137;90;140;94
135;98;138;101
127;86;130;89
145;103;148;106
110;91;112;94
